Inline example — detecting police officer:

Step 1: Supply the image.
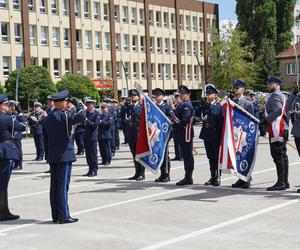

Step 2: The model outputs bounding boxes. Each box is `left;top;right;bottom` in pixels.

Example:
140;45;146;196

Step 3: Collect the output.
111;99;121;151
249;91;259;119
199;84;223;186
83;98;100;177
231;80;254;189
171;92;183;161
28;101;46;161
9;101;25;170
43;90;86;224
127;89;145;181
174;85;194;186
74;121;85;156
120;98;131;144
153;88;175;182
263;76;289;191
98;103;114;166
0;94;26;221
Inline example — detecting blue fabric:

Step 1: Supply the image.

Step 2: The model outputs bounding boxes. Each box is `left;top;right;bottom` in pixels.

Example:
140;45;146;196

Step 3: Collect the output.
0;159;13;191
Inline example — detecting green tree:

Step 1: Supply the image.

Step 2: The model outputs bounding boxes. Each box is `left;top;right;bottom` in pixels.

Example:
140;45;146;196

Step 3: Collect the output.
56;74;99;103
0;84;5;94
5;65;56;109
208;27;258;90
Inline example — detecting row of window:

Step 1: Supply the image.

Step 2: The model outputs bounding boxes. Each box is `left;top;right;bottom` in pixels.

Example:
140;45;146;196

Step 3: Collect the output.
1;56;204;81
1;22;206;55
0;0;215;32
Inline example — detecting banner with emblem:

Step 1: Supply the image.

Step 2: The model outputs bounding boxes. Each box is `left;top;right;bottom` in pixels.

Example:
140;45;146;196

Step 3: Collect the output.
135;93;172;173
219;99;259;181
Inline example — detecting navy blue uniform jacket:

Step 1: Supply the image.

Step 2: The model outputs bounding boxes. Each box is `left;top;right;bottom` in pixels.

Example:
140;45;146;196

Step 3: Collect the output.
98;113;114;140
173;100;194;139
84;109;100;141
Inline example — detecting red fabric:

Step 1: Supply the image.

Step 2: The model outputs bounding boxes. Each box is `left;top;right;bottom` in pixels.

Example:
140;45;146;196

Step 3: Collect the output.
136;98;150;155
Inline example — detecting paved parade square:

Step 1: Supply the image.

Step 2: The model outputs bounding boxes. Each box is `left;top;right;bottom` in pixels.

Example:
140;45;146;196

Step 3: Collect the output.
1;126;300;250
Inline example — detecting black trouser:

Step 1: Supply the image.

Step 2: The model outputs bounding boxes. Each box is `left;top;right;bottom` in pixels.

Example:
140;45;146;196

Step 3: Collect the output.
160;143;170;176
49;162;72;221
0;159;13;191
178;137;194;173
295;137;300;157
98;139;111;164
269;132;289;184
204;140;220;178
75;132;85;153
173;134;182;158
14;139;23;167
122;127;128;143
33;134;44;158
84;139;98;172
110;130;116;153
115;128;120;148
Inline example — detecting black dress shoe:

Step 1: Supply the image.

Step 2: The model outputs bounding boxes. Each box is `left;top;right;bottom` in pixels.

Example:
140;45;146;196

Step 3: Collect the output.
0;213;20;221
232;179;244;188
104;162;110;166
128;175;138;180
83;171;91;176
78;152;84;156
88;171;97;177
297;189;300;193
171;157;180;161
285;182;290;189
176;178;193;186
52;219;58;223
58;217;79;224
266;182;286;191
13;165;23;170
161;177;170;183
136;176;145;181
44;169;51;173
241;181;250;189
205;178;215;186
155;176;164;182
36;157;43;161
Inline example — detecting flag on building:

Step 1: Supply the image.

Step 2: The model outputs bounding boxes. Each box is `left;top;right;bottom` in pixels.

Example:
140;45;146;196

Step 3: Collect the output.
219;99;259;181
135;93;172;173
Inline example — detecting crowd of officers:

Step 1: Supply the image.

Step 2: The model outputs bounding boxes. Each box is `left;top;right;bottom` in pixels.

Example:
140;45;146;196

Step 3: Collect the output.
2;74;300;223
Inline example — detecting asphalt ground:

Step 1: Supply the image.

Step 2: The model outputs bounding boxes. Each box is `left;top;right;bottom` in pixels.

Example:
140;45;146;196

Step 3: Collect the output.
1;125;300;250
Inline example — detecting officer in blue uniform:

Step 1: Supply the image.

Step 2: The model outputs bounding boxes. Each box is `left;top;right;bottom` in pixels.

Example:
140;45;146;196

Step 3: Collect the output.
0;94;26;221
111;99;120;151
9;101;25;170
98;103;114;165
107;99;116;157
174;85;195;186
74;123;85;156
83;98;100;176
171;92;182;161
199;84;223;186
231;80;254;189
28;101;46;161
43;90;86;224
127;89;145;181
153;88;175;182
120;98;131;144
249;91;259;119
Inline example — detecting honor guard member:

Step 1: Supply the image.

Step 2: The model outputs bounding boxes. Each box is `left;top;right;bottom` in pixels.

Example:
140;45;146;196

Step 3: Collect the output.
171;92;183;161
83;98;100;176
249;91;260;119
199;84;223;186
98;103;114;165
74;121;85;156
28;101;45;161
120;98;131;144
263;76;289;191
153;88;175;182
107;99;117;157
127;89;145;181
111;99;121;150
231;80;254;189
174;85;195;186
9;101;25;170
43;90;86;224
0;94;26;221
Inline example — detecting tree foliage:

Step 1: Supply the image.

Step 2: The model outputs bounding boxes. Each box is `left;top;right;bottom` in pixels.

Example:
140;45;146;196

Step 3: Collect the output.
208;27;258;90
5;65;56;109
0;84;5;94
56;74;99;103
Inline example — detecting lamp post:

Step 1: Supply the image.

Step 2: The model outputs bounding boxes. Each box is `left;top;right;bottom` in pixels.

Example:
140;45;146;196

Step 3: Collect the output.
16;49;24;102
295;15;300;86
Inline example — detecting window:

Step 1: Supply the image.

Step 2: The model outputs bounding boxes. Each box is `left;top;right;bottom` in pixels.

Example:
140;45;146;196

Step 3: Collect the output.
28;0;34;11
194;65;199;80
85;31;91;48
140;36;145;52
193;41;198;55
150;37;154;52
158;64;163;79
29;25;36;44
2;57;10;76
77;60;83;75
133;62;138;78
199;17;203;32
186;16;191;30
105;61;111;77
86;60;93;77
14;24;22;43
131;7;137;24
115;33;120;50
64;28;70;47
187;65;192;80
151;63;155;79
186;40;191;55
286;63;297;75
94;2;100;19
0;0;7;8
180;40;184;54
114;5;120;22
75;0;80;17
123;34;129;51
62;0;69;15
170;13;175;29
122;6;128;23
181;65;185;79
207;18;211;31
180;15;184;30
149;10;154;26
53;59;60;77
141;63;146;79
84;1;90;18
1;22;9;42
157;38;162;53
31;57;38;65
51;0;57;14
116;62;121;78
165;64;170;79
103;3;109;21
123;62;129;78
39;0;47;13
95;32;101;49
163;12;169;28
41;26;48;45
156;11;161;27
164;38;170;54
76;30;81;48
52;27;60;46
200;41;204;55
171;39;176;54
192;16;197;31
96;60;103;77
16;57;23;69
132;35;137;51
139;9;144;25
65;59;71;74
172;64;177;79
104;32;110;49
42;58;49;69
13;0;20;10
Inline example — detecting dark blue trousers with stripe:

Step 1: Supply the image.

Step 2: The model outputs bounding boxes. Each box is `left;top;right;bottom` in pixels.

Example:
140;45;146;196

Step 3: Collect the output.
0;159;13;191
49;162;72;221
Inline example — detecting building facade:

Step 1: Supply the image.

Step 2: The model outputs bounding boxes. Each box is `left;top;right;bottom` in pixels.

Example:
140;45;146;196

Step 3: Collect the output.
0;0;218;97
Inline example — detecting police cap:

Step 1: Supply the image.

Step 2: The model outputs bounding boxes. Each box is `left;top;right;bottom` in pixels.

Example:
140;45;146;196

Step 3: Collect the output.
178;85;191;94
265;75;282;85
0;94;8;104
205;84;218;94
129;89;140;97
153;88;166;96
52;90;70;102
233;79;247;89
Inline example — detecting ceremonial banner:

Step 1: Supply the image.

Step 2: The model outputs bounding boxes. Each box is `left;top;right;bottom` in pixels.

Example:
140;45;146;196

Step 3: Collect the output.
135;93;172;173
219;99;259;181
